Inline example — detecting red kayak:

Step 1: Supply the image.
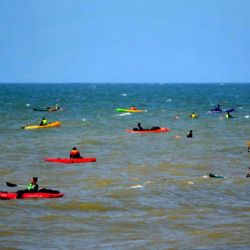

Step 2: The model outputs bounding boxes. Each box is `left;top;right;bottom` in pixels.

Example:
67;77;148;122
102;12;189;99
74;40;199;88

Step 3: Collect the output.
44;157;96;164
126;127;170;133
0;190;64;200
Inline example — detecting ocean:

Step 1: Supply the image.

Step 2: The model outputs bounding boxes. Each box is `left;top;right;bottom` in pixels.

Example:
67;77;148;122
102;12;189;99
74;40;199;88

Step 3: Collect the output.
0;83;250;249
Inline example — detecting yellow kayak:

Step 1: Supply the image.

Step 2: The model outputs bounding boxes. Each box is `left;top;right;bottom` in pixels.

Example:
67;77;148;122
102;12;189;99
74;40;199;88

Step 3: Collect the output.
23;121;61;130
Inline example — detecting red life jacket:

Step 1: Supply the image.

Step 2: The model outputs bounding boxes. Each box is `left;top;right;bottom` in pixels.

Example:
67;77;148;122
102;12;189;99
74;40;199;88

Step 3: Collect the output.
70;150;80;158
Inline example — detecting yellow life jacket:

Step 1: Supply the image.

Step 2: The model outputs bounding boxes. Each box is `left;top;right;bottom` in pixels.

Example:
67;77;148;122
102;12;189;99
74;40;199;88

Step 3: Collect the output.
42;119;48;125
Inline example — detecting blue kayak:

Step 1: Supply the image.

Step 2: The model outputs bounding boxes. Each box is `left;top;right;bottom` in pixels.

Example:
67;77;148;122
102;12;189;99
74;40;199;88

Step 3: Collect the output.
208;108;235;114
223;108;235;113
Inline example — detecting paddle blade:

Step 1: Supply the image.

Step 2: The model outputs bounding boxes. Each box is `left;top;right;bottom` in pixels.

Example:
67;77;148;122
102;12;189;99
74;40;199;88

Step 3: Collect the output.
6;182;18;187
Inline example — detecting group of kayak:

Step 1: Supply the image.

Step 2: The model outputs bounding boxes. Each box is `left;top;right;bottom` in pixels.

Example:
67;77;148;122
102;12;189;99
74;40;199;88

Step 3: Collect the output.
1;104;241;200
1;146;97;199
190;105;235;119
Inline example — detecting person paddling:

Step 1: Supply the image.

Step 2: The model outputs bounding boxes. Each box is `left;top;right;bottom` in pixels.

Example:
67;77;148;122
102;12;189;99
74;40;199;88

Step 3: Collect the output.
70;147;82;158
213;104;222;112
137;123;144;131
40;117;48;126
16;177;39;198
130;106;137;110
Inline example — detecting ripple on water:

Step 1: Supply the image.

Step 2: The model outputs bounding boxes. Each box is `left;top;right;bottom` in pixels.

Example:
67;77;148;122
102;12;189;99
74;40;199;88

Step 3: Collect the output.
47;201;127;212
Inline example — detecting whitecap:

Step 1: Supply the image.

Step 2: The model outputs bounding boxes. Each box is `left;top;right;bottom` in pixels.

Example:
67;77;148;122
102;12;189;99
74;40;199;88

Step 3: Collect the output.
82;118;87;122
129;185;143;189
166;99;172;102
202;175;209;178
244;115;249;119
26;104;30;107
121;93;127;96
118;113;131;116
143;181;152;184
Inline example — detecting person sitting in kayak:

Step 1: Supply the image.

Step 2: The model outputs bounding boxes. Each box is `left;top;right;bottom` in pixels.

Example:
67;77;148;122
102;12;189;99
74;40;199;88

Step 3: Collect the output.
212;104;222;112
16;177;39;198
187;130;193;138
137;123;144;130
48;104;61;112
70;147;82;158
190;112;199;119
40;117;48;126
130;106;137;110
133;122;144;131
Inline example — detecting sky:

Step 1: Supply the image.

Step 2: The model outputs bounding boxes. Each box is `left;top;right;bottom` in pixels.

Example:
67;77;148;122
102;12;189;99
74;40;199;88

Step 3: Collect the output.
0;0;250;83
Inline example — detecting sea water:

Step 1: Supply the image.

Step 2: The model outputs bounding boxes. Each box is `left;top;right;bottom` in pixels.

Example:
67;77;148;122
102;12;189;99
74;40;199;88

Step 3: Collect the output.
0;83;250;249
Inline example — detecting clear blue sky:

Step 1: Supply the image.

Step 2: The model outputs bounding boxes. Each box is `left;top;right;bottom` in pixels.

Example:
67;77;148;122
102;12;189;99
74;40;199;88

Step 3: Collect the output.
1;0;250;83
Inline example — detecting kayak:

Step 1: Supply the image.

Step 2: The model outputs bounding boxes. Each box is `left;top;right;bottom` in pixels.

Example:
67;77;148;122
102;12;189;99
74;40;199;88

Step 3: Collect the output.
33;107;62;112
208;108;235;114
116;108;146;113
33;108;49;111
223;108;235;113
22;121;61;130
209;109;222;113
0;189;64;200
209;173;224;178
126;127;170;133
44;157;96;164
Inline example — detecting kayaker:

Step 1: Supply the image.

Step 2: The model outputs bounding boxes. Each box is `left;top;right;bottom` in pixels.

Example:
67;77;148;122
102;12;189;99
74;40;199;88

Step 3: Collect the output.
130;106;137;110
40;117;48;126
70;147;82;158
214;104;221;112
225;112;233;119
137;123;144;131
211;104;221;112
48;104;60;111
187;130;193;138
190;112;198;119
16;177;39;198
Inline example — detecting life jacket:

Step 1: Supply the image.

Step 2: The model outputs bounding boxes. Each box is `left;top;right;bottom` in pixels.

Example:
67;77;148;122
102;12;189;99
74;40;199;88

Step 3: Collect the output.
41;119;48;125
130;107;137;110
27;183;39;191
70;149;80;158
191;113;198;118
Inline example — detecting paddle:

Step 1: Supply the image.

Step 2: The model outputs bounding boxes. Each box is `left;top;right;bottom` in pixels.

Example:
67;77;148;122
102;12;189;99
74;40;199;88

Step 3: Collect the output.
6;182;59;192
6;182;27;188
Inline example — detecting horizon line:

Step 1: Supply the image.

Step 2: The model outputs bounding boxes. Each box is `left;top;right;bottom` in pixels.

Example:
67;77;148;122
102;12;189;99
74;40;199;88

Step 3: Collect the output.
0;82;250;84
